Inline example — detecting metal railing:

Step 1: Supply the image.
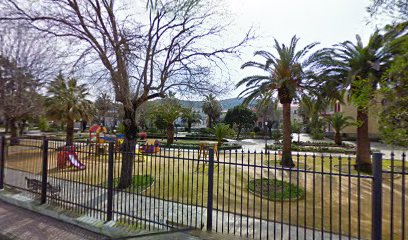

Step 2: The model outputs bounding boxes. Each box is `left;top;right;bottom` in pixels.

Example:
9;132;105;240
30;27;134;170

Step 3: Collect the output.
0;136;407;239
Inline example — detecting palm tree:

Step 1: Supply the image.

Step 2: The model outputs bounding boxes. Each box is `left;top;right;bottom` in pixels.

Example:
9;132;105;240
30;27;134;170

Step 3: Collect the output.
181;108;201;132
327;28;404;172
326;113;354;145
212;123;233;147
45;74;94;146
237;35;328;167
202;94;221;128
150;98;183;144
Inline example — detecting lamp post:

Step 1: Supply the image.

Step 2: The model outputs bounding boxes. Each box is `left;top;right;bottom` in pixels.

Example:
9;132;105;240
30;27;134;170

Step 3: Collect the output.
264;121;268;151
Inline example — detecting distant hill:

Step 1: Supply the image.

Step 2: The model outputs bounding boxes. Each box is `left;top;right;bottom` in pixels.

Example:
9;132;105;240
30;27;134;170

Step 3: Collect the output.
179;98;244;110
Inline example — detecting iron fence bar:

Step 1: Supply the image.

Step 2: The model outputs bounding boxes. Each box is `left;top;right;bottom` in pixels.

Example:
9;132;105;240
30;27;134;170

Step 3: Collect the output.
107;142;114;221
371;152;382;240
40;138;49;204
207;148;214;231
0;136;5;190
402;153;406;240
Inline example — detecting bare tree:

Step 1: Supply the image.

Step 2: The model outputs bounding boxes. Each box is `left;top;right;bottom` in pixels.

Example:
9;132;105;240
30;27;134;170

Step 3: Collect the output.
0;56;43;144
0;25;59;142
0;0;251;188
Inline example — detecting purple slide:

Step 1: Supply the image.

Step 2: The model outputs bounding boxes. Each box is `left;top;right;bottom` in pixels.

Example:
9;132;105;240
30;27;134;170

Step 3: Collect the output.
67;152;86;170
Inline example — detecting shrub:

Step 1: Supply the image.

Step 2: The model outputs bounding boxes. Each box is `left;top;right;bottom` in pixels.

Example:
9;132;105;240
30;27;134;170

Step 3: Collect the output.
38;117;49;132
147;127;158;134
271;129;282;142
199;127;214;135
253;126;261;132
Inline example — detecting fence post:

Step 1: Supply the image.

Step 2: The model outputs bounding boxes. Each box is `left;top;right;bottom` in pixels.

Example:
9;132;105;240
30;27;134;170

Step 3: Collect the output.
106;142;114;221
40;138;49;204
371;152;382;240
207;148;214;231
0;136;5;190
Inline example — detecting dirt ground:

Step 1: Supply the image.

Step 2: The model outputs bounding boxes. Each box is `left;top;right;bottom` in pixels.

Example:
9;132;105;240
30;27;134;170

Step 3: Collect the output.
4;140;408;239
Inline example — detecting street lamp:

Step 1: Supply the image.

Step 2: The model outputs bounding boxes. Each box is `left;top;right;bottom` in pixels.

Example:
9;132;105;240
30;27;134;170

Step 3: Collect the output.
264;121;268;151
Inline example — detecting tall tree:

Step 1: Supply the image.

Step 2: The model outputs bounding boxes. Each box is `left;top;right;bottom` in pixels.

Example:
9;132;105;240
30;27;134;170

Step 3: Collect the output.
202;94;222;128
326;27;405;172
368;0;408;19
94;92;112;126
0;56;43;144
45;74;94;146
0;25;59;143
238;35;328;167
379;34;408;146
0;0;250;188
224;105;257;140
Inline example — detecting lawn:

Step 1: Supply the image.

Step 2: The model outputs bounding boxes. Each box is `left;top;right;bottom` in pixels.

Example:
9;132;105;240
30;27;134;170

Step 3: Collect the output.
4;140;408;239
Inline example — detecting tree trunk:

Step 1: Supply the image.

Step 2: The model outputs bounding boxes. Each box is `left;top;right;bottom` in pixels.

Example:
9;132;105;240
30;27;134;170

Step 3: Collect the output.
187;122;192;133
208;115;212;128
334;131;342;145
281;103;294;167
117;107;138;189
66;119;74;146
236;126;242;140
355;109;372;173
5;119;9;133
18;120;26;136
9;119;19;146
297;130;300;143
81;120;87;131
167;122;175;144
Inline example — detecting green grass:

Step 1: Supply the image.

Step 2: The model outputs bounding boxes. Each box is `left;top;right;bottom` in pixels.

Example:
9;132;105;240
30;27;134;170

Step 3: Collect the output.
113;217;141;231
248;178;305;201
105;175;154;193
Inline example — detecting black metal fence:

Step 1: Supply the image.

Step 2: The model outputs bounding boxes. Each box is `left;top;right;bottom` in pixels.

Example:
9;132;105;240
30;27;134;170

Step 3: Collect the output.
0;136;407;239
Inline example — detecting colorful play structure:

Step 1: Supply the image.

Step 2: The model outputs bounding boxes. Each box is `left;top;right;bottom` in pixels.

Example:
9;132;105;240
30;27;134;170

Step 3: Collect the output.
89;124;108;143
139;139;161;154
88;124;160;156
57;146;86;170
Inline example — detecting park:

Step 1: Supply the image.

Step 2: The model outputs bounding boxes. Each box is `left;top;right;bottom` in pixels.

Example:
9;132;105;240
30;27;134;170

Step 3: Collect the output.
0;0;407;240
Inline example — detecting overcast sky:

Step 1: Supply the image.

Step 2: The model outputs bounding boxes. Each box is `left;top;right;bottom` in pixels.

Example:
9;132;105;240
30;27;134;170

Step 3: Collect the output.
214;0;389;99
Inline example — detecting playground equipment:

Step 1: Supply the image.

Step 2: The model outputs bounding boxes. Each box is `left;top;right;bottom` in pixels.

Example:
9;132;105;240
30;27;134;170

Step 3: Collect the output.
89;124;107;143
57;146;86;170
198;143;219;159
139;139;160;154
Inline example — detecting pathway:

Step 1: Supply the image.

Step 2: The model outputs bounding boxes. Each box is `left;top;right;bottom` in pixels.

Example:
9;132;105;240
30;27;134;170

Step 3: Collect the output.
0;200;104;240
227;133;407;160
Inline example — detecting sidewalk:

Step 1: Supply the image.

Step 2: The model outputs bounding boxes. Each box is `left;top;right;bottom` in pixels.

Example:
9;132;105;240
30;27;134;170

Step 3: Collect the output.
0;200;104;240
